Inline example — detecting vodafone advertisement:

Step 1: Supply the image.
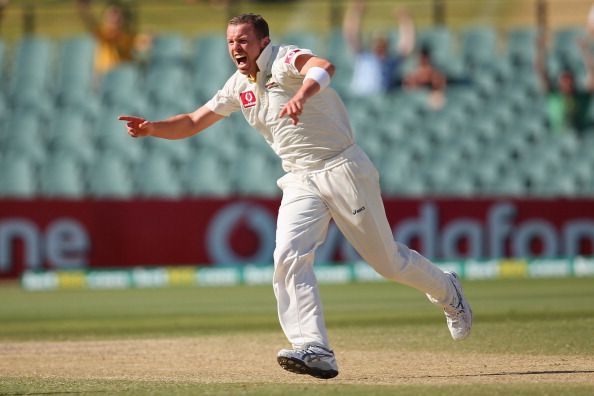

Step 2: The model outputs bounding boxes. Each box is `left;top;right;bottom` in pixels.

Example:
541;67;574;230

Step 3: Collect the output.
1;198;594;278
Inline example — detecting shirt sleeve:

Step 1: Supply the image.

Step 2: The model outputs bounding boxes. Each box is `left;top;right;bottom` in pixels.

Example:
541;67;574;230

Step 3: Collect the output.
205;77;241;117
280;46;314;77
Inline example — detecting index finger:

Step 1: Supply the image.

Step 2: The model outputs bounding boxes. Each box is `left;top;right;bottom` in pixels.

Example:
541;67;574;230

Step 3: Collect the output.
118;115;144;123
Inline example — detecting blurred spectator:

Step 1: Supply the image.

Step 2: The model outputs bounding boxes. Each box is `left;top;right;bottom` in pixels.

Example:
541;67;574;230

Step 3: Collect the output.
77;0;143;75
403;45;447;109
343;0;415;96
537;30;594;135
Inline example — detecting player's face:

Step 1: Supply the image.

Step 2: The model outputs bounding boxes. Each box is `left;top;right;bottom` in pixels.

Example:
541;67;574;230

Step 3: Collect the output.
227;23;270;77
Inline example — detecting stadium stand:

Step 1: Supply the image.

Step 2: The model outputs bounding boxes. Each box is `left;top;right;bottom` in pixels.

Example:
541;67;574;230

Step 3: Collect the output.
0;154;37;197
134;151;181;197
39;155;85;198
88;152;134;198
1;24;593;199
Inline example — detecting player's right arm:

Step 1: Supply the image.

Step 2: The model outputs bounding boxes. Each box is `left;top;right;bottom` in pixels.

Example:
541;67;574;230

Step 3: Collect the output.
118;105;224;140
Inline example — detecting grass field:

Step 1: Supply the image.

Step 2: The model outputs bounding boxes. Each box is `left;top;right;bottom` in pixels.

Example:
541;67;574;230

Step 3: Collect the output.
1;276;593;395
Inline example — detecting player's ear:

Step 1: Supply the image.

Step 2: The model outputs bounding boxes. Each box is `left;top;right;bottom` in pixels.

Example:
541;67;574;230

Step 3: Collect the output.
262;36;270;48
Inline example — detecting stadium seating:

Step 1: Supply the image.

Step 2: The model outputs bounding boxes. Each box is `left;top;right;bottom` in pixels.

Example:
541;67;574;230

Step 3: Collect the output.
2;114;46;165
55;35;96;114
49;112;96;165
179;149;233;197
0;155;37;198
88;152;134;198
460;26;498;72
39;156;85;198
134;151;181;197
192;34;234;101
0;24;593;199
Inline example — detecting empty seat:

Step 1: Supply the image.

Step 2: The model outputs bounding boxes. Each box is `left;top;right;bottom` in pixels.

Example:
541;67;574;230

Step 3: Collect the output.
134;152;181;197
179;150;233;196
552;27;586;73
8;37;54;119
0;155;37;197
39;156;85;198
486;171;526;196
48;112;96;165
378;151;415;194
56;35;96;104
148;33;189;68
88;153;133;198
9;36;53;98
461;26;498;71
194;120;243;161
145;65;192;109
2;114;46;164
99;64;146;113
505;27;537;69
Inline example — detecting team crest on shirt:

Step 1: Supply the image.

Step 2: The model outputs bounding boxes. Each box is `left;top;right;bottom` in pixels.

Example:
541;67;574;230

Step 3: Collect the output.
284;49;301;64
240;90;257;108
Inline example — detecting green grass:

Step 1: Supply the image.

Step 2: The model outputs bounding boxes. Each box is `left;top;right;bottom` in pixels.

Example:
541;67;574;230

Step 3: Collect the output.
1;377;594;396
1;277;593;395
1;278;594;352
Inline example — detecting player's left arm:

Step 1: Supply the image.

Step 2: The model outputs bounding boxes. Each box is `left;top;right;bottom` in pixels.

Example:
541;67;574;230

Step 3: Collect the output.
279;54;335;125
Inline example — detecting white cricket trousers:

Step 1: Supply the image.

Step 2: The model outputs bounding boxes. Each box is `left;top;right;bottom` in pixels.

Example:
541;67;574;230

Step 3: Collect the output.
272;144;456;349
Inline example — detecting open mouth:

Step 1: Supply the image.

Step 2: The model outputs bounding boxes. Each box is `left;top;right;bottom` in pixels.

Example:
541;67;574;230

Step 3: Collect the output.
235;55;248;68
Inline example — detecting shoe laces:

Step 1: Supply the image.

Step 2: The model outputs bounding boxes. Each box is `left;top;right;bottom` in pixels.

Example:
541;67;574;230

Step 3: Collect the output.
444;295;465;318
302;344;334;359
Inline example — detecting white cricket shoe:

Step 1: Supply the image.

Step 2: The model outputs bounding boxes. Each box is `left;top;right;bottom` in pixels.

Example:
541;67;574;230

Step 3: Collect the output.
277;344;339;379
443;271;473;341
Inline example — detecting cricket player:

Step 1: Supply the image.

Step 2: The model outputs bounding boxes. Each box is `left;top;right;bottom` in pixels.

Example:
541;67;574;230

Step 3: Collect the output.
119;13;472;380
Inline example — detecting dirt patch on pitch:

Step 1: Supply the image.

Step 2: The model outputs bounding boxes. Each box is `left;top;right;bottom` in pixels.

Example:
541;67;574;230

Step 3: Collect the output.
1;335;593;385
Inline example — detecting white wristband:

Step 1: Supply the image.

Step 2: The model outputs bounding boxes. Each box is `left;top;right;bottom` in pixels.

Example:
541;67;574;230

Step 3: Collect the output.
304;66;331;90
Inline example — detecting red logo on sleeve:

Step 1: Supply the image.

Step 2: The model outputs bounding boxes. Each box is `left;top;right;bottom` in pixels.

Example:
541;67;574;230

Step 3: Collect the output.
240;90;257;108
284;49;302;64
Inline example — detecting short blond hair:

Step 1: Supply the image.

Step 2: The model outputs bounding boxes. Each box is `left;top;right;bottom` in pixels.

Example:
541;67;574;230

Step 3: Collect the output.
228;13;269;39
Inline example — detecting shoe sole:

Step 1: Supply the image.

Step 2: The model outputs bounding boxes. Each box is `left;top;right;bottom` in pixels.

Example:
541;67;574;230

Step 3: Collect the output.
277;356;338;379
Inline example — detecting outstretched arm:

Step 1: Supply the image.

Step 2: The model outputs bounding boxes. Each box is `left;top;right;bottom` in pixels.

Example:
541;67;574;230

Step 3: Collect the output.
343;0;365;54
278;54;335;125
119;105;224;139
395;8;415;57
535;28;551;92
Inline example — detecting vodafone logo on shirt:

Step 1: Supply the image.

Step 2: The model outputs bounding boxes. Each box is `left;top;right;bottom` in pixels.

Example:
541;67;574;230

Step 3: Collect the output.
240;90;257;108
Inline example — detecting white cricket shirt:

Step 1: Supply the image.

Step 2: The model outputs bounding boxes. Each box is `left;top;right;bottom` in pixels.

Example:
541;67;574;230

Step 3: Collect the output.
206;43;355;173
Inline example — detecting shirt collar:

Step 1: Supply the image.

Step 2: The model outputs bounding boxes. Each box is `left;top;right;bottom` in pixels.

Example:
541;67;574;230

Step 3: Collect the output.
250;42;273;83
